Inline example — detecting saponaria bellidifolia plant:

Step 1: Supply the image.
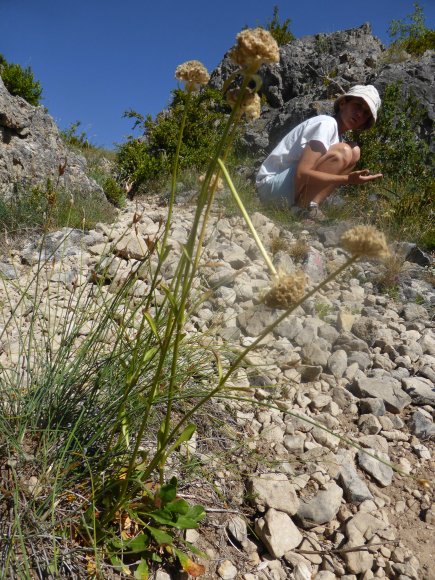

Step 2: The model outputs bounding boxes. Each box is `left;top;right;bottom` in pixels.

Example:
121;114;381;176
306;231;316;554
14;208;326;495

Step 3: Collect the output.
1;26;423;579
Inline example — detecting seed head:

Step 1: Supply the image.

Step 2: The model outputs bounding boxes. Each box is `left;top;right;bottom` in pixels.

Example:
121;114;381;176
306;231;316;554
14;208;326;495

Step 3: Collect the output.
229;28;279;72
175;60;210;92
198;173;224;192
264;271;307;310
340;225;390;259
226;89;261;120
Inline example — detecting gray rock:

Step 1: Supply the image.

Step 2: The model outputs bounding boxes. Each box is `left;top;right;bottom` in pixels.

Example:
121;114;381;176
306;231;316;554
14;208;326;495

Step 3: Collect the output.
402;376;435;407
357;448;394;487
255;509;302;558
336;451;374;505
297;482;343;526
400;303;429;322
327;349;348;379
409;410;435;440
227;516;248;543
248;473;299;515
359;397;386;416
0;74;104;200
351;375;412;413
0;261;18;279
347;351;372;371
333;332;370;354
237;306;278;336
303;247;326;283
300;343;330;367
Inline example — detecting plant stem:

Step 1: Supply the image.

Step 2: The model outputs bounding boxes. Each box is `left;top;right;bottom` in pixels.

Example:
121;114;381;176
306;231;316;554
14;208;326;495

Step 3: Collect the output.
218;158;277;276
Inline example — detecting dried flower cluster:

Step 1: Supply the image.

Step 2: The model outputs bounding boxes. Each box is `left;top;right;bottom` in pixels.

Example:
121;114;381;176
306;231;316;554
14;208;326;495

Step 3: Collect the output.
340;225;390;259
226;89;261;120
175;60;210;92
229;28;279;72
264;271;307;310
198;173;224;192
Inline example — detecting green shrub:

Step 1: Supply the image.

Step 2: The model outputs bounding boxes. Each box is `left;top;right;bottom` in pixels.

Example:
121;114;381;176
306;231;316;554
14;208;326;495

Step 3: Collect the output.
60;120;92;149
116;87;231;193
0;53;42;105
353;82;432;183
345;82;434;249
265;5;295;46
387;2;435;57
103;176;126;208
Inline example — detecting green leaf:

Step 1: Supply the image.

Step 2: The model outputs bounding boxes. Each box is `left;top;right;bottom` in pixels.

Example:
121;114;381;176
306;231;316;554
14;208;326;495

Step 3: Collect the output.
109;554;130;575
164;423;197;458
124;533;150;554
134;558;149;579
158;476;178;505
147;510;175;527
159;283;178;311
185;504;206;523
164;498;190;515
142;313;160;342
147;525;174;546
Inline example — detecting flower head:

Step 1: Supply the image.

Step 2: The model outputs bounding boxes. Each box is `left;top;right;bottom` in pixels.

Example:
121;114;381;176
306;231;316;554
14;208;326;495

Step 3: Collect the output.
198;173;224;192
264;271;307;310
229;28;279;72
340;225;390;259
226;89;261;120
175;60;210;92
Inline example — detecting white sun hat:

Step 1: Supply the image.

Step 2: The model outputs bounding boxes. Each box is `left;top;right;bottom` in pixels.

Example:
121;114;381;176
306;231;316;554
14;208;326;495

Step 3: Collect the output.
334;85;381;128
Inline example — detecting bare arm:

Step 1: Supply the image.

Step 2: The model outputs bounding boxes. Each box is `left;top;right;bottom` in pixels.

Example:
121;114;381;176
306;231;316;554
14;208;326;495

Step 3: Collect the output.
295;141;382;192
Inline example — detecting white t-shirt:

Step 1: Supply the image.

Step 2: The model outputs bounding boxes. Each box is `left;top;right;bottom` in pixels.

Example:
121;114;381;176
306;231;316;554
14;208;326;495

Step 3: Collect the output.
256;115;340;184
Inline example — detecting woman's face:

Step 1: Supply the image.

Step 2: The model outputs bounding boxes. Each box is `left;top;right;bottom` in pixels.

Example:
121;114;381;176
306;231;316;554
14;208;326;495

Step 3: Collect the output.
339;97;372;131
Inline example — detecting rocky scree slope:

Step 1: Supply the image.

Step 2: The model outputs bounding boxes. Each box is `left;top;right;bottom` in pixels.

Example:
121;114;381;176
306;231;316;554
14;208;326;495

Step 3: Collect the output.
0;197;434;579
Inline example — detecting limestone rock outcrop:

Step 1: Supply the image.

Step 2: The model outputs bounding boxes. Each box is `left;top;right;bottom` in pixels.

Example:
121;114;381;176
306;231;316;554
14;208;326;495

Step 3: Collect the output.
0;74;104;200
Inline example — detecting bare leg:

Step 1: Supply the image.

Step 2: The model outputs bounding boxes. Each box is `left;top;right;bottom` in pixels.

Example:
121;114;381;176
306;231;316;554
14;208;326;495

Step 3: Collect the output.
295;142;360;207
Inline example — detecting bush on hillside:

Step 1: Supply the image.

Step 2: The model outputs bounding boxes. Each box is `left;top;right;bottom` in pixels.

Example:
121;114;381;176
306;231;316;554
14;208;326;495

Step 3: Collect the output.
265;5;295;46
0;54;42;106
354;82;432;182
388;2;435;57
115;87;232;194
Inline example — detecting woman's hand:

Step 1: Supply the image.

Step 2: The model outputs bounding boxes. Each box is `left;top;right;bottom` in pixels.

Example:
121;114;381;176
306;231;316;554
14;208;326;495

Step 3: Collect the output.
348;169;383;184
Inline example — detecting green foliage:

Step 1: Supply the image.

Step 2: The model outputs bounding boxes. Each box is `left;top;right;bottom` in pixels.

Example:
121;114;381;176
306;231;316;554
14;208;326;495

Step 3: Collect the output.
346;82;434;249
0;180;117;233
99;477;206;577
265;5;295;46
388;2;435;56
103;176;126;208
0;53;42;106
116;87;230;193
352;82;431;184
61;120;92;149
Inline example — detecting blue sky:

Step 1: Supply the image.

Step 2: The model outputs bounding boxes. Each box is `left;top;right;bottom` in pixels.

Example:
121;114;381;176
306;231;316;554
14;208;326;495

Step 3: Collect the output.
1;0;433;149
